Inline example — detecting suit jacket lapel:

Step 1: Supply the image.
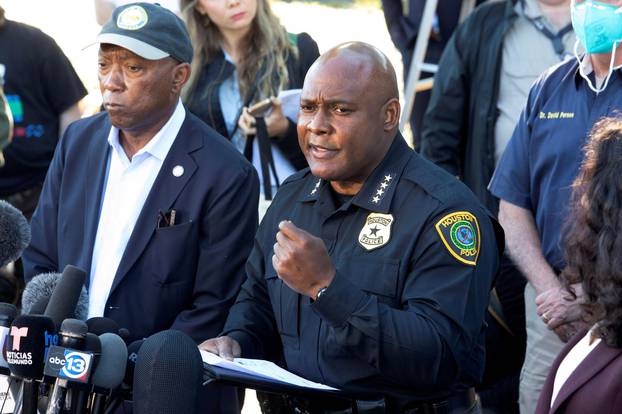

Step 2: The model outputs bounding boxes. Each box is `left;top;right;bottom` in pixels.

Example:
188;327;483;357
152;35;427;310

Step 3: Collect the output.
83;116;112;288
108;114;202;295
551;334;622;413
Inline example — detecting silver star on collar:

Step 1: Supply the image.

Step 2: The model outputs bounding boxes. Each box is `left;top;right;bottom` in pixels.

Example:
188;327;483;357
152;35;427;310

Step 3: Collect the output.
310;178;322;195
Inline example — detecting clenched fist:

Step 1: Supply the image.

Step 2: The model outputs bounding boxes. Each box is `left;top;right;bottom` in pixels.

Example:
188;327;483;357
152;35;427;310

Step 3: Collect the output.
272;221;335;299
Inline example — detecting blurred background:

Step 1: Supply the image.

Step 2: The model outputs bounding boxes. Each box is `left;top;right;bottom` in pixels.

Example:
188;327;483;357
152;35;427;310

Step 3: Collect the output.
0;0;403;118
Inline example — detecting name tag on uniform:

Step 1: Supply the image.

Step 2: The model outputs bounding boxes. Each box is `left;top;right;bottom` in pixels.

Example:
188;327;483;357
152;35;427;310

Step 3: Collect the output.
358;213;394;251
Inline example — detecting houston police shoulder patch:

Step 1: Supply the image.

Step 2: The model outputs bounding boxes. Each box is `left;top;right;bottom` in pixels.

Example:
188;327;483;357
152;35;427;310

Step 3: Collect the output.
435;211;480;266
358;213;394;251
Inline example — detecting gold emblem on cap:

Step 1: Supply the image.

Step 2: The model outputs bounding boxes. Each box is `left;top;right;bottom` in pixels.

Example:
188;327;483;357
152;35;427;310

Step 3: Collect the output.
117;5;149;30
358;213;394;251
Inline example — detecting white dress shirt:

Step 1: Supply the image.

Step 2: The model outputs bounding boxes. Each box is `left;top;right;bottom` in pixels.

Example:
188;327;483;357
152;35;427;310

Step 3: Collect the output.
551;326;601;407
88;99;185;318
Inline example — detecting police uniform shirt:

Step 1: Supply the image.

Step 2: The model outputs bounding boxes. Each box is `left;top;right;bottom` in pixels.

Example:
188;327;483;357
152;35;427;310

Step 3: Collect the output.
222;135;502;405
489;57;622;270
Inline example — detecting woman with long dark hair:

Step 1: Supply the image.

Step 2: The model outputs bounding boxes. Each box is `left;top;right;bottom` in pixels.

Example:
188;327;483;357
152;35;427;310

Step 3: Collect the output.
181;0;319;205
536;117;622;413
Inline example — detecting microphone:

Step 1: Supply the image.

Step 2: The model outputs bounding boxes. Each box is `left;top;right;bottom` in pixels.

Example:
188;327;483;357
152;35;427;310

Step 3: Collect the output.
86;318;120;336
21;272;88;319
90;333;127;414
27;297;49;316
118;328;130;342
0;200;30;268
43;266;87;330
6;314;55;414
68;333;101;414
44;319;92;414
133;330;202;414
0;304;17;411
122;339;143;390
0;303;17;371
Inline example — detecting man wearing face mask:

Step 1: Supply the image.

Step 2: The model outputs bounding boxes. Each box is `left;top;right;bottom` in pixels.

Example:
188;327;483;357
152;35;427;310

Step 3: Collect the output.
489;1;622;412
421;1;575;412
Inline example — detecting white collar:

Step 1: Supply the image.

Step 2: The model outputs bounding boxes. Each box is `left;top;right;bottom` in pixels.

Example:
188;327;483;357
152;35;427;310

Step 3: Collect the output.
107;99;186;163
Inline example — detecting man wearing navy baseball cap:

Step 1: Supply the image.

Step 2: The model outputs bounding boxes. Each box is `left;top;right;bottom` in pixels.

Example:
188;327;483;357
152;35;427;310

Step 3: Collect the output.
24;3;259;412
97;2;193;63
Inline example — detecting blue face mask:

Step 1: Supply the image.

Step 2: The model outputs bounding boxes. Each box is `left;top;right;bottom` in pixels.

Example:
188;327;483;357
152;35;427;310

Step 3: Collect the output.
572;1;622;54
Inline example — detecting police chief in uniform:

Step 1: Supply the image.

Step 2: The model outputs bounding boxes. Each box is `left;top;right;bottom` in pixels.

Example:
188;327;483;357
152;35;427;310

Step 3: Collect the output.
201;42;503;413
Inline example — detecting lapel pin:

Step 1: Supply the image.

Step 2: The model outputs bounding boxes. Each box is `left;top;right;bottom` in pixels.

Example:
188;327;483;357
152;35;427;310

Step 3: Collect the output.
172;165;184;177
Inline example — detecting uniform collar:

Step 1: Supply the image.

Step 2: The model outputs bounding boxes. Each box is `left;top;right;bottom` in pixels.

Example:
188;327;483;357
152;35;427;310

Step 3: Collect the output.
299;134;413;214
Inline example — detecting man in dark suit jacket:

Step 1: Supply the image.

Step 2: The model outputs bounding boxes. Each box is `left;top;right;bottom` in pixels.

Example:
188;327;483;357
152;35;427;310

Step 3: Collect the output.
22;3;258;412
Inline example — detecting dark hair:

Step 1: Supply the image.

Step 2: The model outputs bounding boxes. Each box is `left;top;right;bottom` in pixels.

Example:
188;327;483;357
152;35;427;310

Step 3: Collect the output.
0;6;5;28
562;117;622;347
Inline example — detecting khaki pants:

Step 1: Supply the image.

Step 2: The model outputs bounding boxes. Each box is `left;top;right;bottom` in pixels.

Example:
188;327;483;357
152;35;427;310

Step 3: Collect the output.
519;283;564;414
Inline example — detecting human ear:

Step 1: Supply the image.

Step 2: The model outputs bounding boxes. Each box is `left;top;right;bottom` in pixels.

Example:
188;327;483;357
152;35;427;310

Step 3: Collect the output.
382;98;400;132
172;63;191;94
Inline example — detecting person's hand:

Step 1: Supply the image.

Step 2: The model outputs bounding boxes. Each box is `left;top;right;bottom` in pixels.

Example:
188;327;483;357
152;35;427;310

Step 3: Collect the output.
238;107;257;136
553;320;589;343
199;336;241;361
272;221;335;298
264;97;289;137
536;283;584;330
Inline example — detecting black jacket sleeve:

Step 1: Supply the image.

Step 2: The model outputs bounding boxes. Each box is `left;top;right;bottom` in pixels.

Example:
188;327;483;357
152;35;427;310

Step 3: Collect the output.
419;23;470;178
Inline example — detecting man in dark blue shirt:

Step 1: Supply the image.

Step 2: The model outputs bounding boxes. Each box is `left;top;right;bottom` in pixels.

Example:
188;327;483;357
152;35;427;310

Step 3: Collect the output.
202;42;503;413
489;2;622;410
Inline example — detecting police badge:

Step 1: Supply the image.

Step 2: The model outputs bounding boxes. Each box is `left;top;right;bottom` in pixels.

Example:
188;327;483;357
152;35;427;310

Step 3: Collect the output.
358;213;394;251
435;211;480;266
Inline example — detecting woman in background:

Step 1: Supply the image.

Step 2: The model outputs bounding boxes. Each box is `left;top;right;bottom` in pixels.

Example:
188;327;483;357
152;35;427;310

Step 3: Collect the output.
181;0;319;206
536;117;622;413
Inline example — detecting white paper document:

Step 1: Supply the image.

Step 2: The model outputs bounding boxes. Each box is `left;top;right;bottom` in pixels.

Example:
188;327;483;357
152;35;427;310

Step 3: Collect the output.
201;350;339;391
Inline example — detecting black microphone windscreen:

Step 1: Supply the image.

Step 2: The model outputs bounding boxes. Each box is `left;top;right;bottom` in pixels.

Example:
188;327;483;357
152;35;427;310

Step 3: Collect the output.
43;265;87;330
84;332;102;355
7;314;55;379
0;302;17;327
133;330;202;414
118;328;130;341
28;297;49;315
92;333;127;390
86;317;120;336
123;339;143;387
0;200;30;268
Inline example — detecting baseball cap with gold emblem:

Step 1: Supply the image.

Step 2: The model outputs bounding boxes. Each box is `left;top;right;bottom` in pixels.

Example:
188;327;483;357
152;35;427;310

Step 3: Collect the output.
96;2;193;63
